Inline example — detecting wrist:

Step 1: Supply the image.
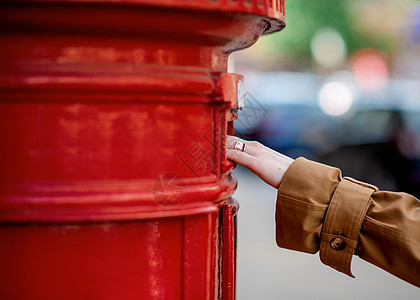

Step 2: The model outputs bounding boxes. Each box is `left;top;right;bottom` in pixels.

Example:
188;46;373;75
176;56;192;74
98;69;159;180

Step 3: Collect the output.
275;156;294;188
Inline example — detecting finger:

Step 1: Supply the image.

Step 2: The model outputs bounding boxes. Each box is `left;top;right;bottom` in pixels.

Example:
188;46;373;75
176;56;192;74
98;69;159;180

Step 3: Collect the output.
226;135;245;149
227;135;289;161
226;136;260;156
226;148;260;170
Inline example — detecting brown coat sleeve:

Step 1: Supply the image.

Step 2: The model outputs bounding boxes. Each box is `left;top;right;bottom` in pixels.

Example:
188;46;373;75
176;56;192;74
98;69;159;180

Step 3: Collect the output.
275;157;420;288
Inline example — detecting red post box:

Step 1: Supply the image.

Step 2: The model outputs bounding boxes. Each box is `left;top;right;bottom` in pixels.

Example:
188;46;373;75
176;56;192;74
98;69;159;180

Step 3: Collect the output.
0;1;284;299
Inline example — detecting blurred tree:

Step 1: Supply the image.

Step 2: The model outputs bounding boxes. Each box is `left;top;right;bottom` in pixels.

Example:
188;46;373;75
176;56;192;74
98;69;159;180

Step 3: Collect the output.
234;0;411;71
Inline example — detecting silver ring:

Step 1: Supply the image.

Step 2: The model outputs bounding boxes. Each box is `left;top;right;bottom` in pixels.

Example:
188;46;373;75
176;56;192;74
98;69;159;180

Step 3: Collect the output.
233;141;246;152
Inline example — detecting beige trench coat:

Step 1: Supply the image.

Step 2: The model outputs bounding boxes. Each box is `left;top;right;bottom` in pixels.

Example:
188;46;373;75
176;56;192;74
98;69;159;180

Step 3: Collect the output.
276;158;420;288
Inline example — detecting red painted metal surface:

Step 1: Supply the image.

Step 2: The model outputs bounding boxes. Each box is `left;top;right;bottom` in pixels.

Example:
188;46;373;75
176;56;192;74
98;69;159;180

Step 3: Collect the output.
0;1;284;299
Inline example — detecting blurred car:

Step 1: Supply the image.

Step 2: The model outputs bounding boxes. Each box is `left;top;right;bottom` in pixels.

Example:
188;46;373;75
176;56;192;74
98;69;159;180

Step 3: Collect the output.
319;109;420;197
235;103;341;159
237;105;420;197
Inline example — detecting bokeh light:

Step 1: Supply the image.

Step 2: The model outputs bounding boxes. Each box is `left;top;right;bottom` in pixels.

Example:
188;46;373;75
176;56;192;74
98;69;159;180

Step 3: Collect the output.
311;28;347;68
318;81;354;116
351;48;388;93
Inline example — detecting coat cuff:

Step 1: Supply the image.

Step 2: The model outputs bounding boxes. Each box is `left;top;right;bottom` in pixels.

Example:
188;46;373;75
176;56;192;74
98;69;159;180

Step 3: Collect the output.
319;176;377;277
276;157;378;277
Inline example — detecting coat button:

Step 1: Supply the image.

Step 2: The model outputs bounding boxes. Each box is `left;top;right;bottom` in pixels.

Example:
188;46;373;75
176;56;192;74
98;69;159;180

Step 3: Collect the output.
330;237;346;251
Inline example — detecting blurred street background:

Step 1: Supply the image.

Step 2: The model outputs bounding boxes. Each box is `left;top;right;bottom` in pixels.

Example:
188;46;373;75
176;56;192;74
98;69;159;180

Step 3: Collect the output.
229;0;420;298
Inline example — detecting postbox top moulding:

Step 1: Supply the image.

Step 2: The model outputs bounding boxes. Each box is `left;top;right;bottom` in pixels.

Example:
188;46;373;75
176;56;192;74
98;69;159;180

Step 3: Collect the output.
20;0;286;35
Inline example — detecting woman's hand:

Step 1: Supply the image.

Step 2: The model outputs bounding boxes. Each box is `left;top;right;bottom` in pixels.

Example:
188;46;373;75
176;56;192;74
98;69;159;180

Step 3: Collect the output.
226;135;294;189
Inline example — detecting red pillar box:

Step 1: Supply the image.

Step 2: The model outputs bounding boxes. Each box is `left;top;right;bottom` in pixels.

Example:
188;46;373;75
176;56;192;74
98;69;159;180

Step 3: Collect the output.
0;1;284;299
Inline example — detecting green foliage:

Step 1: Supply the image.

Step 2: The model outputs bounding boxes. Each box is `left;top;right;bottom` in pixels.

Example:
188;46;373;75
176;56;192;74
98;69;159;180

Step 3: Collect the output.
266;0;398;60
